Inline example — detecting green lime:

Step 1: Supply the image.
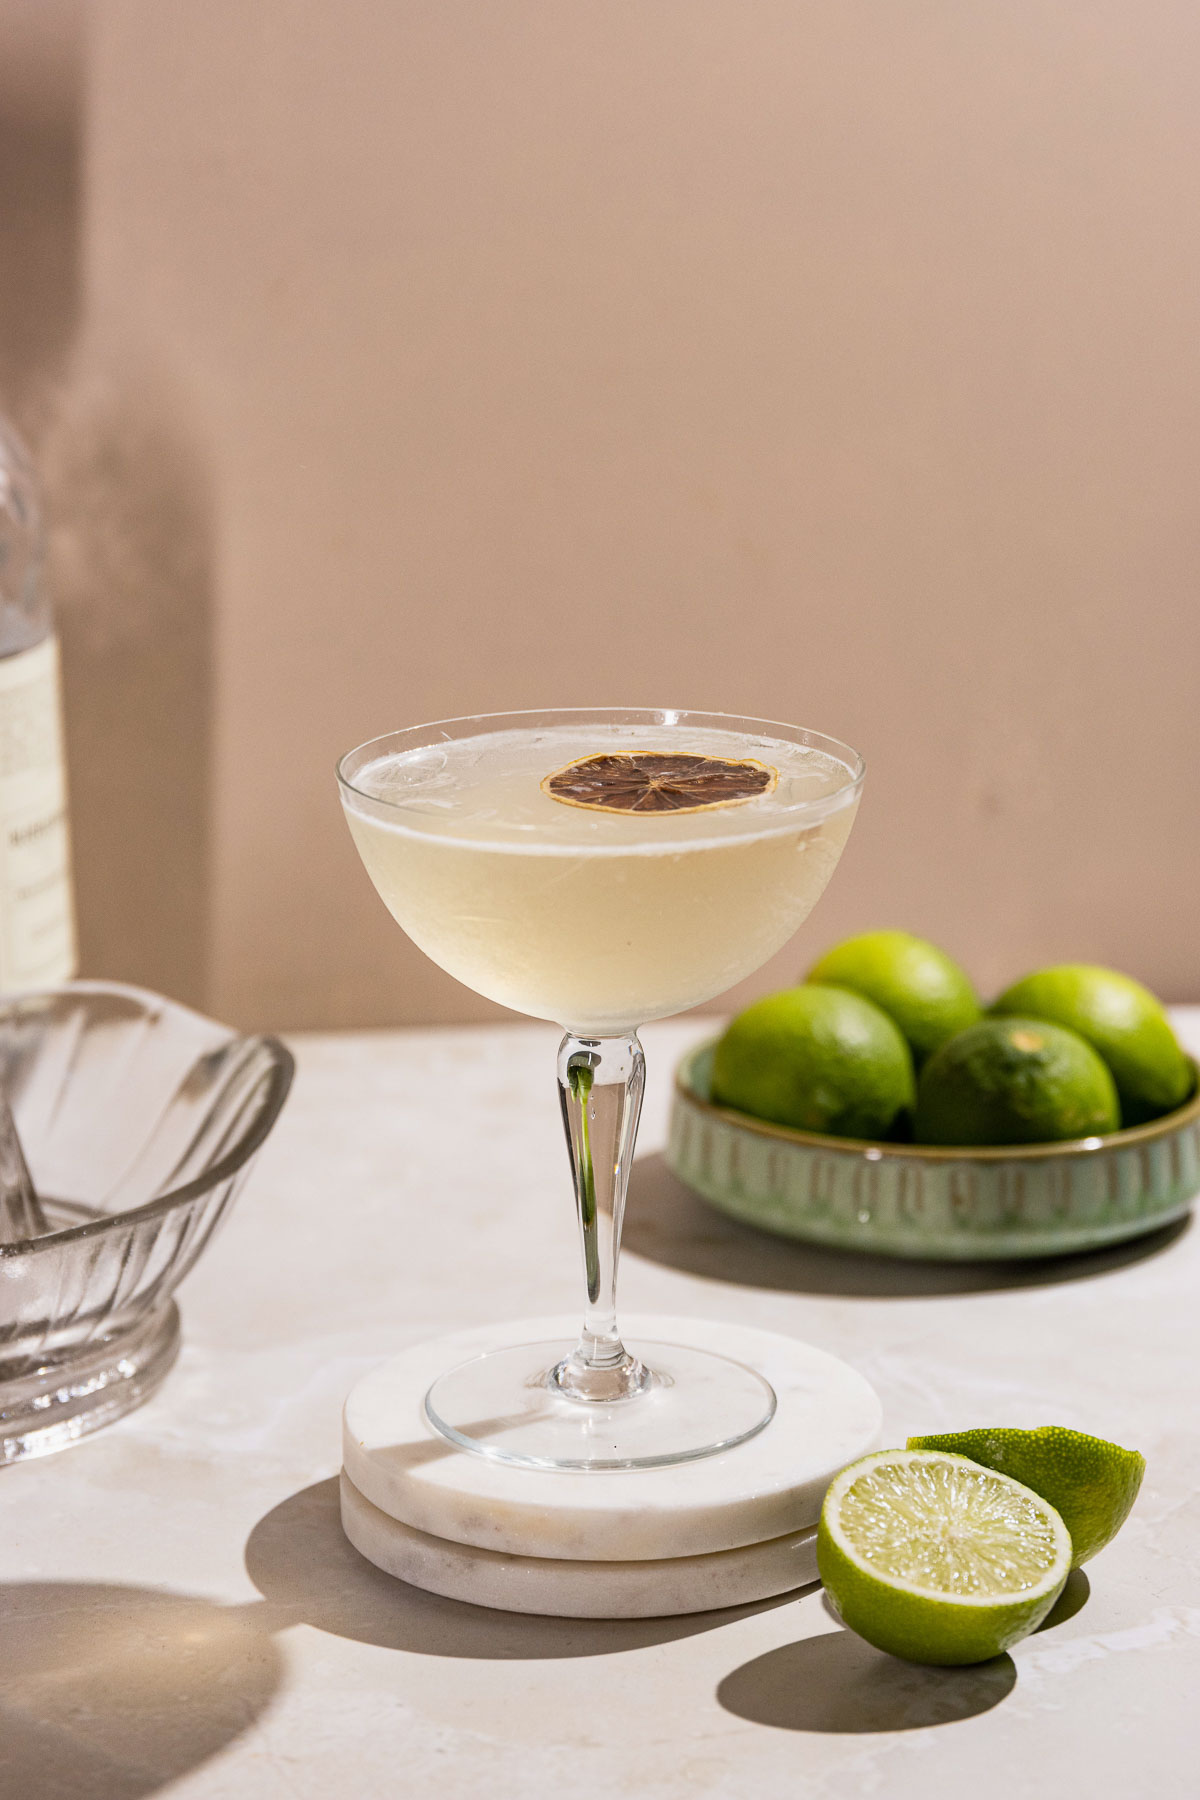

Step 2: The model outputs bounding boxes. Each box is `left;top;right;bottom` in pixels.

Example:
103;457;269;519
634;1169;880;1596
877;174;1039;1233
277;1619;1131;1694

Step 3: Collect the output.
991;965;1192;1126
914;1017;1120;1145
906;1427;1145;1567
806;930;980;1064
818;1449;1071;1665
711;985;915;1140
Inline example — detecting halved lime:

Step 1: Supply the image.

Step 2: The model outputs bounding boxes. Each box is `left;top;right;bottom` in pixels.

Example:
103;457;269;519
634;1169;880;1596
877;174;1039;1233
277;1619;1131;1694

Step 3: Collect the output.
907;1427;1145;1566
817;1449;1072;1665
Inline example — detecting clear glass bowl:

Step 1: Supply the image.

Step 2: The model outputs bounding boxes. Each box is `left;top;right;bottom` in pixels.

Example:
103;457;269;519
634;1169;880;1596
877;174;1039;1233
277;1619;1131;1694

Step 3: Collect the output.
0;981;294;1461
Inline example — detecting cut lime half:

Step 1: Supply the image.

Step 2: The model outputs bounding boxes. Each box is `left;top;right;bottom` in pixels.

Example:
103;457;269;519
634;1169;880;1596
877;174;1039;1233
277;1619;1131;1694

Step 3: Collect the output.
818;1449;1072;1665
907;1427;1145;1566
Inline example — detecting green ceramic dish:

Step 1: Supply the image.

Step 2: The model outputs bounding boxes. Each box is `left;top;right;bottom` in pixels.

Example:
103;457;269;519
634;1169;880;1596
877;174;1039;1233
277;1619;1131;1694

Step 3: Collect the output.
666;1041;1200;1261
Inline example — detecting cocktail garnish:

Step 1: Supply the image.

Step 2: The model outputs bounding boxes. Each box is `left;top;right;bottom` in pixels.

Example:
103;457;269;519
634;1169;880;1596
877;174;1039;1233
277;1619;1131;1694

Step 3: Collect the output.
542;751;777;814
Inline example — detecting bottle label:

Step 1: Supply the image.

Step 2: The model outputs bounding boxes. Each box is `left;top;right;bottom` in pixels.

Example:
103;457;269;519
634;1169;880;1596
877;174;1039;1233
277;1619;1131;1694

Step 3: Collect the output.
0;634;75;988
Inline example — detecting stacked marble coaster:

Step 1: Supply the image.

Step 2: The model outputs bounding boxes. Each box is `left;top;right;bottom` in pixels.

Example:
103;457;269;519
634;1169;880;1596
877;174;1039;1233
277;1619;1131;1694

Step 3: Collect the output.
340;1314;882;1619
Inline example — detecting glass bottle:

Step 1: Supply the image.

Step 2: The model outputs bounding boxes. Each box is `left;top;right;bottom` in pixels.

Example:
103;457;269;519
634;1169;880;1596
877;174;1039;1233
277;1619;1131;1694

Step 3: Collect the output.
0;416;75;987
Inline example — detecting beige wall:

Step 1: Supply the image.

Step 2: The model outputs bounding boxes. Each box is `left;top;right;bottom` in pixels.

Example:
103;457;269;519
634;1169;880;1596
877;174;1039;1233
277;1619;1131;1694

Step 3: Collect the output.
4;2;1198;1027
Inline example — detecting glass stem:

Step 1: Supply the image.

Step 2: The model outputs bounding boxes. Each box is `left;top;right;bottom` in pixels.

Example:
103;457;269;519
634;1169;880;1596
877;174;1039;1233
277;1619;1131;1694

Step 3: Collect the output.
553;1030;650;1404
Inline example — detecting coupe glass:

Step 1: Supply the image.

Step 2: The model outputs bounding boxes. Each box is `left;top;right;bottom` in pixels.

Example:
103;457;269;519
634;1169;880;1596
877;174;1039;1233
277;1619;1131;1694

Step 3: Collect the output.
337;708;863;1471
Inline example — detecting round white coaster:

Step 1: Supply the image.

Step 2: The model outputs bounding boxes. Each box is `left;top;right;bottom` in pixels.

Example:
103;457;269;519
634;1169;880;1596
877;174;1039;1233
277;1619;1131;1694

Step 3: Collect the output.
343;1313;881;1562
340;1470;819;1619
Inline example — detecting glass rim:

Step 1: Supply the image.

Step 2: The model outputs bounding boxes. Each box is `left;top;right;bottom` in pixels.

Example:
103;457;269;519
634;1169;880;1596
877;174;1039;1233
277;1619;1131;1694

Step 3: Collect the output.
0;980;295;1256
335;706;866;839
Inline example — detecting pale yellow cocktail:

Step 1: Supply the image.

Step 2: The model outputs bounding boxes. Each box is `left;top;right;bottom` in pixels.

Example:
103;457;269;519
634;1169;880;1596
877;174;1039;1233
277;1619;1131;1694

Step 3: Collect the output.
342;721;858;1034
337;709;864;1471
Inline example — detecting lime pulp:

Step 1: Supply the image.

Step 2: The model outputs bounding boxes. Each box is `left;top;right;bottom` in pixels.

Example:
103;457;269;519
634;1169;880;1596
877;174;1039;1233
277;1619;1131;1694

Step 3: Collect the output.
818;1449;1072;1665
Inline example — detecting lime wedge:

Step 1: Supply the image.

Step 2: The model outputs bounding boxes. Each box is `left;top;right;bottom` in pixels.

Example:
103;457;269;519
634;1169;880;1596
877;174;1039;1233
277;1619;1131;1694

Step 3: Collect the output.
907;1427;1145;1566
818;1449;1072;1665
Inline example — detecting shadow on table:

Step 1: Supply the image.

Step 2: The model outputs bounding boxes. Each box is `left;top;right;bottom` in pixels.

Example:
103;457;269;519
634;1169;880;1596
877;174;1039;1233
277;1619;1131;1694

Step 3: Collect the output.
718;1567;1090;1734
0;1580;283;1800
717;1629;1016;1732
1035;1567;1091;1630
245;1476;801;1660
625;1153;1192;1298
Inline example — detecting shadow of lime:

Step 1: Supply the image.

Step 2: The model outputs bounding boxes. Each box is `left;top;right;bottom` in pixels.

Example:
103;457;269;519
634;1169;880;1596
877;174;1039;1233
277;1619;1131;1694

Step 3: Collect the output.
720;1568;1091;1733
717;1628;1016;1732
1036;1567;1091;1631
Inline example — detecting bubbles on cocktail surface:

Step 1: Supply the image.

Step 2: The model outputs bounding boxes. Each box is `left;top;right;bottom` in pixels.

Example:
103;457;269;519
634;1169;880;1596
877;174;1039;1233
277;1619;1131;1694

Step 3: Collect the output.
358;742;452;803
347;723;857;845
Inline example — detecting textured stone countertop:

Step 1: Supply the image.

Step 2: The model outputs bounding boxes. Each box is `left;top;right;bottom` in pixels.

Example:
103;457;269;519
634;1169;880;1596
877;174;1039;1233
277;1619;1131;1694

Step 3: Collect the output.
4;1012;1199;1799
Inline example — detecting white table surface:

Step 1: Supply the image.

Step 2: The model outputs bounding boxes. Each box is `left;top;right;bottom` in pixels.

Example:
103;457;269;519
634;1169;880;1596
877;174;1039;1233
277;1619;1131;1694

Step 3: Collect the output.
4;1011;1200;1800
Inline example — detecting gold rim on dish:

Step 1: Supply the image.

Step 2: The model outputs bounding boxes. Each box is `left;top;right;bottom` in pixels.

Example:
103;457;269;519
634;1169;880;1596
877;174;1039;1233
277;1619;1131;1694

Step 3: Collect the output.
675;1044;1200;1162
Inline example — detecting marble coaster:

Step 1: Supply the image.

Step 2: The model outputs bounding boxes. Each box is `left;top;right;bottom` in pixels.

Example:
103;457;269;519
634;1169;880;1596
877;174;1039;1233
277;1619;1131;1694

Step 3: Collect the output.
340;1470;819;1618
343;1313;881;1561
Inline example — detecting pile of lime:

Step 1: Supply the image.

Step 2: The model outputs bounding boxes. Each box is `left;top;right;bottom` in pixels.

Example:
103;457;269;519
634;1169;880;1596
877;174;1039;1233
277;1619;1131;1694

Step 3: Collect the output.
710;930;1194;1145
818;1427;1144;1665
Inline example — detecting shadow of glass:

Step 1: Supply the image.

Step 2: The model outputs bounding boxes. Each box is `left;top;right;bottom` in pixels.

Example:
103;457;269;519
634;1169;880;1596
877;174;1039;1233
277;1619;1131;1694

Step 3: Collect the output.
246;1476;799;1660
625;1152;1191;1298
0;1580;283;1799
717;1626;1015;1732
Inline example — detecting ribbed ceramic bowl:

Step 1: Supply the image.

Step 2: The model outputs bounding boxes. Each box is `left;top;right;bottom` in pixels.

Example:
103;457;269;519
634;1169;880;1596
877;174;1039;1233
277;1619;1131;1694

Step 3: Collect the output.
666;1040;1200;1260
0;982;293;1459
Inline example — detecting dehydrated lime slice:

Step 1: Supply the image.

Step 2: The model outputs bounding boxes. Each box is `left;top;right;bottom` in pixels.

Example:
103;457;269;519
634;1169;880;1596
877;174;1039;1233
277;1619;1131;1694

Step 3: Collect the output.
818;1449;1072;1665
542;752;777;815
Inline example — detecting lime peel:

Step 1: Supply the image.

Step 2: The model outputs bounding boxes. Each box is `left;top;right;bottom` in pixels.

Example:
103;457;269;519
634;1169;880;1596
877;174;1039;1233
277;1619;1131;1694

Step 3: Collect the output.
991;964;1191;1126
711;984;915;1141
914;1015;1120;1145
807;929;981;1064
818;1449;1072;1666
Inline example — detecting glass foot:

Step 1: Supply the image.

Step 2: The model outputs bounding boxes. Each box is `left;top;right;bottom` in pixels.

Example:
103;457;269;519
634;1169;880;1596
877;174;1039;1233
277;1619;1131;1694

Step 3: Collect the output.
424;1335;776;1471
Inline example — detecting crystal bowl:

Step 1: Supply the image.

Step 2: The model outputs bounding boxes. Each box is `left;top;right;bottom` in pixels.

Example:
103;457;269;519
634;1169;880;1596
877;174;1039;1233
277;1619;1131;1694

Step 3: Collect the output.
666;1040;1200;1261
0;981;293;1460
